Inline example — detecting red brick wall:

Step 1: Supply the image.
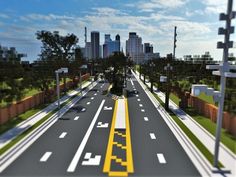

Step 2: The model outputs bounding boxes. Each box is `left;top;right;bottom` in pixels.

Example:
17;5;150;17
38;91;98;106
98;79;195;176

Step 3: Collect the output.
0;74;90;125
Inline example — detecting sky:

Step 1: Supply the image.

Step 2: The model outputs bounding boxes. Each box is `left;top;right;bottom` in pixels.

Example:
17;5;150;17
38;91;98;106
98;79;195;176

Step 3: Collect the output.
0;0;235;62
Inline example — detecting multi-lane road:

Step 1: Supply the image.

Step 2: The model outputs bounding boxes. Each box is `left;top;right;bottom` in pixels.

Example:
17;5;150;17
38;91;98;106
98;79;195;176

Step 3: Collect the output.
1;73;200;176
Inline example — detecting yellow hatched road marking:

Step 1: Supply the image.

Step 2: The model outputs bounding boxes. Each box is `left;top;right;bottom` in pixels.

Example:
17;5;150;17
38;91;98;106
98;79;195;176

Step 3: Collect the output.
125;98;134;173
103;98;134;176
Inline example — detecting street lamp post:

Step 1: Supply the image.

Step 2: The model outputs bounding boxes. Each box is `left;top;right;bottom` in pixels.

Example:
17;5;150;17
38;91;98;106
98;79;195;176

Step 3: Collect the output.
164;54;173;111
149;62;155;93
210;0;235;168
55;67;68;118
191;0;235;169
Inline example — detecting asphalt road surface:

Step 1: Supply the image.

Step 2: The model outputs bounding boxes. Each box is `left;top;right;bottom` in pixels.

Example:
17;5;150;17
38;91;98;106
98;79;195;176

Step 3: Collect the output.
1;74;200;177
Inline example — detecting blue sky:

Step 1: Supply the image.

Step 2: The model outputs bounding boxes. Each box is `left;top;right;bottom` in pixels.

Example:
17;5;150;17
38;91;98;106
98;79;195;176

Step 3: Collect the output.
0;0;235;61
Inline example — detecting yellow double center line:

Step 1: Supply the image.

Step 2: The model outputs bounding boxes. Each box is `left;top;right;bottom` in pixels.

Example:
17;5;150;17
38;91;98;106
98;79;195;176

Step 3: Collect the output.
103;98;134;176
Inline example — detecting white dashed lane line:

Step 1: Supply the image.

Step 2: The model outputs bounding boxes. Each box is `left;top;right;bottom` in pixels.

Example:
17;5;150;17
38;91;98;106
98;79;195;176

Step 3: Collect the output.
137;99;141;102
40;152;52;162
59;132;67;139
157;153;166;164
144;117;149;121
136;95;139;97
139;104;143;107
91;97;94;100
94;93;97;96
149;133;156;140
141;109;145;112
74;116;79;120
87;102;91;105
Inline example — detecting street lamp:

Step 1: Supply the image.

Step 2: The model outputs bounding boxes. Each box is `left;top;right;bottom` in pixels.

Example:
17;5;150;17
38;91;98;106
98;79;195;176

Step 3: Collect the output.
149;61;155;93
164;54;173;110
55;67;68;118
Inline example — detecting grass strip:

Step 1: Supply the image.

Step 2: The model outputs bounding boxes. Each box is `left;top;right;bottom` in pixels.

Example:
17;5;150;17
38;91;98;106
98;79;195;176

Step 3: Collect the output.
153;93;224;167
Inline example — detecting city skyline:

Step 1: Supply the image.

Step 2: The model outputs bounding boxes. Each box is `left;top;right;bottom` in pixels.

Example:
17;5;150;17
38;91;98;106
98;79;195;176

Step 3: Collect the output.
0;0;235;62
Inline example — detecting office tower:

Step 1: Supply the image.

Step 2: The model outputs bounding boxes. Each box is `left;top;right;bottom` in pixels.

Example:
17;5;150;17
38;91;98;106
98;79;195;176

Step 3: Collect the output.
103;34;120;58
91;31;100;59
126;32;143;63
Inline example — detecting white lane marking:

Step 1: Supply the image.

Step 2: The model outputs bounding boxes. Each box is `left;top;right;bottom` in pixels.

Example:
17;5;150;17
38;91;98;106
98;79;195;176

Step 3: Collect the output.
67;100;105;172
87;102;91;105
74;116;79;120
144;117;149;121
104;106;112;110
94;93;97;96
97;90;99;92
141;109;145;112
97;122;109;128
82;153;101;166
150;133;156;140
136;95;139;97
81;108;86;112
91;97;94;100
139;104;143;107
157;153;166;164
40;152;52;162
130;79;134;86
59;132;67;139
137;99;141;102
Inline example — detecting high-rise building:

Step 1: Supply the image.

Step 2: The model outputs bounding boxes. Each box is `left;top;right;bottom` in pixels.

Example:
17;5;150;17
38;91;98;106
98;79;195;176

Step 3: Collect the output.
85;42;92;60
126;32;143;64
144;43;153;54
91;31;100;59
103;34;120;58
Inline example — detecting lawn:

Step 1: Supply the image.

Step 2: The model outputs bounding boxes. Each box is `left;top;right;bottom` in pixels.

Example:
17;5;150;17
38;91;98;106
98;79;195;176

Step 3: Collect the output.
170;92;236;154
197;92;216;105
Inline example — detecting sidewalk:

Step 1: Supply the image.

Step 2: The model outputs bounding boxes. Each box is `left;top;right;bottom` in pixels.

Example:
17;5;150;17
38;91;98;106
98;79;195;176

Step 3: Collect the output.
133;70;236;175
0;80;93;150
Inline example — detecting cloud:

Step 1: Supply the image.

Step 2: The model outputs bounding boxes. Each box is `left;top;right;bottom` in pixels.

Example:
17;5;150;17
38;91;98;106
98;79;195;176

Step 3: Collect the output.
129;0;188;12
202;0;228;14
20;13;75;22
0;13;10;19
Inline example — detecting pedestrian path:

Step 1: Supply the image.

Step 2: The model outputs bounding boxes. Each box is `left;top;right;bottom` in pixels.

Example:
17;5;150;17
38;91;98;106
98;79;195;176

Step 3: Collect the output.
0;81;93;150
133;70;236;175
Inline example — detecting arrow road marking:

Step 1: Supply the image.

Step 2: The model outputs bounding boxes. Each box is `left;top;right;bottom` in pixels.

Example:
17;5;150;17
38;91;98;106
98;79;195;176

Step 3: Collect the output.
97;122;109;128
82;152;101;166
104;106;112;111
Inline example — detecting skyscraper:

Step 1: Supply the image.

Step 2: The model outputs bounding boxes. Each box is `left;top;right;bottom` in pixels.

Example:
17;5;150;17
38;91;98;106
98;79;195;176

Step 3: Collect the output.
91;31;100;59
126;32;143;63
103;34;120;58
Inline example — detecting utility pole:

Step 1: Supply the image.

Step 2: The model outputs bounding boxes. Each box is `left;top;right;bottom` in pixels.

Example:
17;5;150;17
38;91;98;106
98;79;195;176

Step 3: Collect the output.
207;0;236;168
173;26;177;60
164;54;173;111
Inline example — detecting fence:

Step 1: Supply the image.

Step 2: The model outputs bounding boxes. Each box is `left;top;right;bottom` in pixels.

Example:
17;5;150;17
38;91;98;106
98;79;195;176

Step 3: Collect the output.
0;73;90;125
188;94;236;137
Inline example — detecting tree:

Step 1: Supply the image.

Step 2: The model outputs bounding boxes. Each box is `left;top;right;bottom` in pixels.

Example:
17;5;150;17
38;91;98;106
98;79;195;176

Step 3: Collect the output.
35;30;78;94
